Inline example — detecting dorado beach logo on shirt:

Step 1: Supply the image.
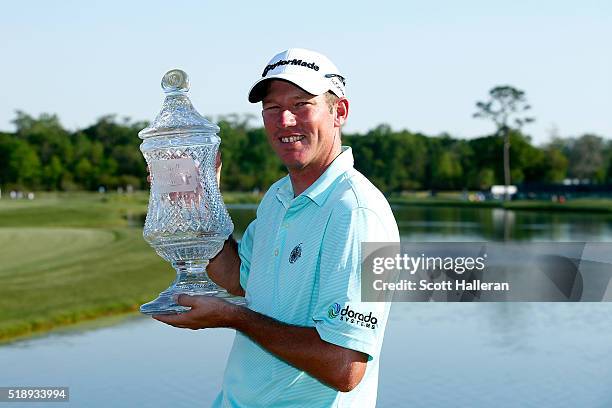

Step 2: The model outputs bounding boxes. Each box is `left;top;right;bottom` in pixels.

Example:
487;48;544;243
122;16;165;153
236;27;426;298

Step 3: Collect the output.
328;303;378;330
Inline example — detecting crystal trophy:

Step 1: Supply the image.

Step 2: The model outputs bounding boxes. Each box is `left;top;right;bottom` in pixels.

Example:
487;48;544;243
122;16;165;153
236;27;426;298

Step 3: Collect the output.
139;69;245;315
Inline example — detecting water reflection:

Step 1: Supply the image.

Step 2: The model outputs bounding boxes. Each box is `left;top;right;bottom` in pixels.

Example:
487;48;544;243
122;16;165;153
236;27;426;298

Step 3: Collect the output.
378;303;612;408
393;206;612;242
0;315;235;407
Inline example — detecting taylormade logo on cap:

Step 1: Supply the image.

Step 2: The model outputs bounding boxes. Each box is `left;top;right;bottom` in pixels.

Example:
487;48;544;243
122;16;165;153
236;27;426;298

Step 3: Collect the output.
248;48;346;103
262;59;320;77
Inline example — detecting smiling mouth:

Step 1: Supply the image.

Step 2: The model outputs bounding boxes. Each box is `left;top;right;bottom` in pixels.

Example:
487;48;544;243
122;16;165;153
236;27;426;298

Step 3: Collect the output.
280;135;305;143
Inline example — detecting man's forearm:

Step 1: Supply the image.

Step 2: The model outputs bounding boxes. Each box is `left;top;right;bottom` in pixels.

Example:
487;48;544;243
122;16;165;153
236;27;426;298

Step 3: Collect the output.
153;295;367;391
229;305;367;392
207;237;245;297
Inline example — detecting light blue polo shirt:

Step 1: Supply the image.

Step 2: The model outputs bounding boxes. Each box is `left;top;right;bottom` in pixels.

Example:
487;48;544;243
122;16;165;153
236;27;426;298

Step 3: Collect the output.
212;147;399;408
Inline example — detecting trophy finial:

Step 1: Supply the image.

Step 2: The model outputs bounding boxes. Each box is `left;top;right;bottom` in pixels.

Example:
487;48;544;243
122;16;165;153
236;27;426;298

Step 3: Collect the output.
161;69;190;93
139;69;219;139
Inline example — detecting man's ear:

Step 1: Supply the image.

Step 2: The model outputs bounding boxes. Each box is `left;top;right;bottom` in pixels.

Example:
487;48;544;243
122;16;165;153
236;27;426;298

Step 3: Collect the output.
334;98;349;127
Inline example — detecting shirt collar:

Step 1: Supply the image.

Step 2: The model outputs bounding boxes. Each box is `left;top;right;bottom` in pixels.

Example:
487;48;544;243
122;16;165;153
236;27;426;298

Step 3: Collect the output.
275;176;294;209
275;146;354;208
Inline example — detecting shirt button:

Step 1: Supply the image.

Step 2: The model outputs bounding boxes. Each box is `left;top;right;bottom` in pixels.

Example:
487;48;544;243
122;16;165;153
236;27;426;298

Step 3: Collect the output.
274;248;279;256
283;223;289;228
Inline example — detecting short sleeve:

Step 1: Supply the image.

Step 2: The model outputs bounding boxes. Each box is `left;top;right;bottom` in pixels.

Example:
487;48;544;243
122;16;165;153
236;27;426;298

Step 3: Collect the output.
312;206;395;360
238;219;257;291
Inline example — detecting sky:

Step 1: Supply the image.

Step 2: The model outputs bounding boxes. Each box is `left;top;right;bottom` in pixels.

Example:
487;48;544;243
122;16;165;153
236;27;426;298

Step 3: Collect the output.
1;0;610;145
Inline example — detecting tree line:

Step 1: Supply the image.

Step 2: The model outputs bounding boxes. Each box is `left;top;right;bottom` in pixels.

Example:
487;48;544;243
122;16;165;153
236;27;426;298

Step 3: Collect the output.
0;111;610;193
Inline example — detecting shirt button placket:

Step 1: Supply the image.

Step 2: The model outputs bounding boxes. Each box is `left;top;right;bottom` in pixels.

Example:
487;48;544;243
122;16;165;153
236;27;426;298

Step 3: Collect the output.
272;210;290;309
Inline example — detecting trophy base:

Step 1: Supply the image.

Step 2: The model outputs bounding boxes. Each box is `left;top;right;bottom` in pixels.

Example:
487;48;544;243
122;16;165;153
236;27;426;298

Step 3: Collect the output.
140;260;246;315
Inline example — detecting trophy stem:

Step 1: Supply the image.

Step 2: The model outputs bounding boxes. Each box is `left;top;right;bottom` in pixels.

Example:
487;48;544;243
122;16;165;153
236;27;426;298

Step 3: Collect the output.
140;260;245;315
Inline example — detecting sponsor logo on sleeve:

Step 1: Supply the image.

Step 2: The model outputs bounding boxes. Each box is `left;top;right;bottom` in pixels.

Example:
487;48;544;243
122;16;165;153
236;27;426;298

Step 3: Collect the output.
328;303;378;330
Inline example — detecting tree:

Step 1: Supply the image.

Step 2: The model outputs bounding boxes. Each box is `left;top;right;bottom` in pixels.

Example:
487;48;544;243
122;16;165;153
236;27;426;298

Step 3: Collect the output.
542;145;568;183
42;155;64;189
566;134;605;182
432;150;463;189
473;86;534;200
8;140;42;188
477;168;495;190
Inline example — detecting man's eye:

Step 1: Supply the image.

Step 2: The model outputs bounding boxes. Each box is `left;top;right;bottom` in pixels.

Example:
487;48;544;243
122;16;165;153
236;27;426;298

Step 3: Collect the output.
295;102;310;107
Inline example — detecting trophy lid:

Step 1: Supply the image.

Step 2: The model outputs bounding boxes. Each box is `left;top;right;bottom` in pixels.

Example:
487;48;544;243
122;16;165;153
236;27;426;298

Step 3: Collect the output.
138;69;220;139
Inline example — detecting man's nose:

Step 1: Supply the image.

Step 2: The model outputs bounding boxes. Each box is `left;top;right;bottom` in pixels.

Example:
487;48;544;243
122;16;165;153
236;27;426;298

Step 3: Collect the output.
279;110;296;127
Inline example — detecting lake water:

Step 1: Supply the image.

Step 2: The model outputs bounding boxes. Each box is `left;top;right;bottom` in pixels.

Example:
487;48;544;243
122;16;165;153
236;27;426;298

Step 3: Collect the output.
2;206;612;407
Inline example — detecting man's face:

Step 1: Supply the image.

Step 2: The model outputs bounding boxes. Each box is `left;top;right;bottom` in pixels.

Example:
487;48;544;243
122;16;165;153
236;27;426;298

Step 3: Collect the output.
261;80;338;173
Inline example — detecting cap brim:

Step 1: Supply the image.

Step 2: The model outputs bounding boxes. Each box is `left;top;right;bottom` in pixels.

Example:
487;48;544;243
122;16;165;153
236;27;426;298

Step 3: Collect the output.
248;72;329;103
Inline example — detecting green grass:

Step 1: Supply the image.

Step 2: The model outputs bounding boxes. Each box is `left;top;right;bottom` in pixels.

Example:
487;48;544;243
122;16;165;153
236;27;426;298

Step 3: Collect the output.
504;198;612;213
389;194;612;213
0;192;171;342
0;191;149;227
222;191;263;204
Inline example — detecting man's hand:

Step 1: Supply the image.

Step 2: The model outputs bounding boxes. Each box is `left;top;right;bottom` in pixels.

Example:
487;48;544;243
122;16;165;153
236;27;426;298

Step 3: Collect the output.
153;293;367;392
153;294;237;329
214;150;222;186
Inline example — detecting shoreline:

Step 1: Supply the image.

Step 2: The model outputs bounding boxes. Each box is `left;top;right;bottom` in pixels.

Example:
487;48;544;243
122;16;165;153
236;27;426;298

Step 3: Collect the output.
388;197;612;213
0;303;144;345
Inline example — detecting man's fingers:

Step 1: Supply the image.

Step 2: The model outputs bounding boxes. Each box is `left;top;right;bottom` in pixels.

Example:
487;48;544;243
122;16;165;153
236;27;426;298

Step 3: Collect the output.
215;151;223;186
215;151;222;168
153;314;185;325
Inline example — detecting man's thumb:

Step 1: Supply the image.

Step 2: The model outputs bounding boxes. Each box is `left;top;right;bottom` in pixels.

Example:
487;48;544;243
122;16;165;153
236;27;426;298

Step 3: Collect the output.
176;294;197;307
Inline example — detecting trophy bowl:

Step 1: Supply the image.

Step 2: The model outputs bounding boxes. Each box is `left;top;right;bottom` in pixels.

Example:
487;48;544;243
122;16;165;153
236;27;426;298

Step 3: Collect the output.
138;69;245;315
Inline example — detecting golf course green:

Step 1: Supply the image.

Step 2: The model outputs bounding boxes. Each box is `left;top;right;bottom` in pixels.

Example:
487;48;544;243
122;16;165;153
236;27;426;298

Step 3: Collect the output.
0;192;169;342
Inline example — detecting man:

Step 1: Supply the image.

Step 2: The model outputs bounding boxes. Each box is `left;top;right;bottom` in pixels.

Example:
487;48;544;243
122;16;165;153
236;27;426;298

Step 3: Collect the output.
154;48;400;407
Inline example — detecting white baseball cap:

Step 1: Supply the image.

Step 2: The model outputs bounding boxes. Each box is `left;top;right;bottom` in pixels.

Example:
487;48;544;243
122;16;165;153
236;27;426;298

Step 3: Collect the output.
248;48;346;103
